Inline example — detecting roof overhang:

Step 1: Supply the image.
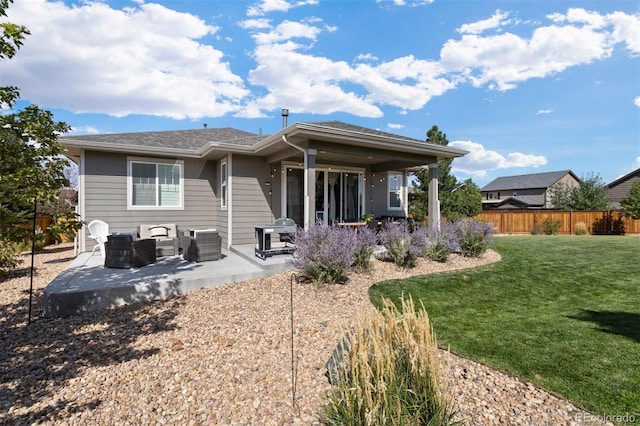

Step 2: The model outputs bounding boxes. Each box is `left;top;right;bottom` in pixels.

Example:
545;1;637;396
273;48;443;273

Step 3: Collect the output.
60;121;468;171
201;122;467;170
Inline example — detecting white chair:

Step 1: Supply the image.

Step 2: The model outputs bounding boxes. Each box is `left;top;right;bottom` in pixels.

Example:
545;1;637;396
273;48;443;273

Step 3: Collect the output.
87;220;109;258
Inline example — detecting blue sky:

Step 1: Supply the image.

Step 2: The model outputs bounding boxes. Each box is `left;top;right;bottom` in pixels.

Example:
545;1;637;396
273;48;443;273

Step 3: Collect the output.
4;0;639;187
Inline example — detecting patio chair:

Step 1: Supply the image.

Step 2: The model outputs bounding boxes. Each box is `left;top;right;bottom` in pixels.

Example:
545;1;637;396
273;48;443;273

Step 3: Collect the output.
87;219;109;259
104;233;156;268
182;230;222;262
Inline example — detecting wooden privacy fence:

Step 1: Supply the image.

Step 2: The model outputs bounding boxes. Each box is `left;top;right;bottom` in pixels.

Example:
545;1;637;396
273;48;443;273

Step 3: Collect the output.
474;210;640;235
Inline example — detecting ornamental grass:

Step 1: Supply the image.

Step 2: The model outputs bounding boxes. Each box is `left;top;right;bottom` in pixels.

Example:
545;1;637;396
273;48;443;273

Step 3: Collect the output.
321;296;458;426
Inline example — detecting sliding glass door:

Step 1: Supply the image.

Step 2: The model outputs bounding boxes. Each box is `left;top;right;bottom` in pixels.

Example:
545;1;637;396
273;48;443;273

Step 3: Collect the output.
310;169;364;225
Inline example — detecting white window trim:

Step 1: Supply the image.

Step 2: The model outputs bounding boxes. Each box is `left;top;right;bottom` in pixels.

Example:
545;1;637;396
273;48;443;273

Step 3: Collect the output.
221;159;228;210
387;171;404;211
127;157;184;210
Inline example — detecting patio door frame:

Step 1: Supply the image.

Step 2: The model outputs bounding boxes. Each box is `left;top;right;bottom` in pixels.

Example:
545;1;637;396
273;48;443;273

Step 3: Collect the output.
282;161;366;226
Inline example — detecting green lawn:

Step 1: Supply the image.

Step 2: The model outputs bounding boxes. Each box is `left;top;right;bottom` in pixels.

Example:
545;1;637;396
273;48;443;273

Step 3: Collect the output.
369;236;640;419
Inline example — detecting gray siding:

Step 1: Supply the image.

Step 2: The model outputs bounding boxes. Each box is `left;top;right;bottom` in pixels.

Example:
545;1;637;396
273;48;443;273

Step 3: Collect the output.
369;171;407;218
609;173;640;208
231;155;274;245
82;150;218;251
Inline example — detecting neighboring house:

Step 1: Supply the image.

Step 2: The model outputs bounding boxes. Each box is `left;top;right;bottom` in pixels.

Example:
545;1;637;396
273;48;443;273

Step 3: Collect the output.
60;121;467;252
480;170;580;210
607;167;640;209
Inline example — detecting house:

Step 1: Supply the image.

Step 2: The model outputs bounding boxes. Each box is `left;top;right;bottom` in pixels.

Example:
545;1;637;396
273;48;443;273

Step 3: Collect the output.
607;168;640;209
480;170;580;210
60;120;467;252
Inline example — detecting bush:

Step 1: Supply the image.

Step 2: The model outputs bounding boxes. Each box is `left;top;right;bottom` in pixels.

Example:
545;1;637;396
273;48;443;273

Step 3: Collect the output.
574;221;589;235
531;222;543;235
452;218;492;258
290;224;355;284
352;226;377;271
378;221;427;268
425;223;458;263
322;296;457;425
542;217;562;235
0;239;22;276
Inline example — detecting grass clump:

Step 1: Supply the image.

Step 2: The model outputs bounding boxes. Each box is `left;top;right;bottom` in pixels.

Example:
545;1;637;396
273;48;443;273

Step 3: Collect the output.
322;296;458;426
574;221;589;235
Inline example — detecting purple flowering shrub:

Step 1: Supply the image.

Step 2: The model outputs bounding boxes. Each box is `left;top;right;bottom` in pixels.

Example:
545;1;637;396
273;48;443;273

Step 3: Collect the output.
425;222;458;263
353;226;378;271
378;221;427;267
451;218;493;257
291;224;356;283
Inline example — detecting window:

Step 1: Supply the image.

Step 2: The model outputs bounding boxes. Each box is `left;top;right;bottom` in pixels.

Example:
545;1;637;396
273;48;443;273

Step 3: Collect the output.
388;172;403;210
129;159;183;209
221;160;228;209
487;192;500;200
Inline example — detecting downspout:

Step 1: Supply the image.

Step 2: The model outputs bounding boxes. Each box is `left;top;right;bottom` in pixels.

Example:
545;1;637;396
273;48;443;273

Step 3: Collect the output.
282;135;310;229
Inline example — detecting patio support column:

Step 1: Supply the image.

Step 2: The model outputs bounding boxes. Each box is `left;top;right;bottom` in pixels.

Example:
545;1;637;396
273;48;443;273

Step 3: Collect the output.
305;149;317;230
428;163;440;231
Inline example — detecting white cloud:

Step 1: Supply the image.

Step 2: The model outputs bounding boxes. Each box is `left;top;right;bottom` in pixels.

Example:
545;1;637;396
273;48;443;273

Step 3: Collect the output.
376;0;434;6
440;8;640;92
387;123;404;130
536;109;554;115
4;2;638;122
634;97;640;107
242;17;454;117
68;126;101;135
450;140;547;177
247;0;318;17
457;10;512;35
608;11;640;54
4;0;248;120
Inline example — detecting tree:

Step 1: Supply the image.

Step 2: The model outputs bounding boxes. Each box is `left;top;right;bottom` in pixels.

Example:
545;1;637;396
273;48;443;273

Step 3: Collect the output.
620;181;640;219
445;179;482;221
410;125;481;222
550;173;611;211
0;0;79;272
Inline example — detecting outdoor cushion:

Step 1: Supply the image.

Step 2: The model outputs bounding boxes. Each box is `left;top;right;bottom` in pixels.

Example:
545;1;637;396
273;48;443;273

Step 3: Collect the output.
150;226;169;237
193;228;216;238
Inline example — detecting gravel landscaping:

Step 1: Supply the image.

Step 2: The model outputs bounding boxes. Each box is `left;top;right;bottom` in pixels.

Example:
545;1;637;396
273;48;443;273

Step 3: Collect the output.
1;243;607;425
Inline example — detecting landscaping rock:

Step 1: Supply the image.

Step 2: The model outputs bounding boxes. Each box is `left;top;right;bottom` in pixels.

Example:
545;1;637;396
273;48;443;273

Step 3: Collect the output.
0;243;610;425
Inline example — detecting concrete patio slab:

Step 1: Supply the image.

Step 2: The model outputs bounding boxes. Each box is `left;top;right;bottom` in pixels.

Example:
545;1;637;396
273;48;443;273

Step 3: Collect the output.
44;245;294;317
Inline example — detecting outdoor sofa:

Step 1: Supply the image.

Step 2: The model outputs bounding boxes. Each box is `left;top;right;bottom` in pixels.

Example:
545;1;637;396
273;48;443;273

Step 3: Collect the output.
139;223;180;256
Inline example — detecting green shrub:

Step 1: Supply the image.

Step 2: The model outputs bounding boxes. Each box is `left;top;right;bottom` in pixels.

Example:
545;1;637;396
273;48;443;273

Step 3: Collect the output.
322;296;457;426
542;217;562;235
0;239;22;275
